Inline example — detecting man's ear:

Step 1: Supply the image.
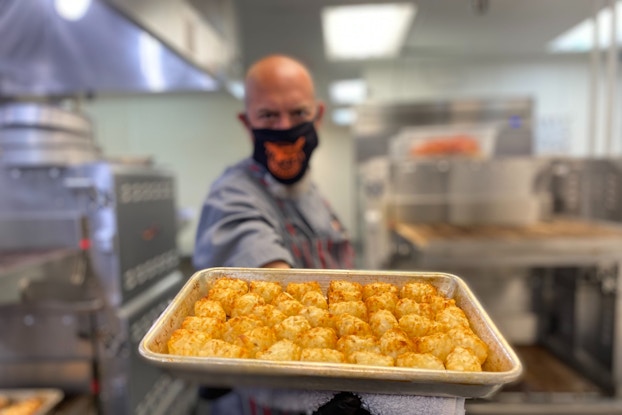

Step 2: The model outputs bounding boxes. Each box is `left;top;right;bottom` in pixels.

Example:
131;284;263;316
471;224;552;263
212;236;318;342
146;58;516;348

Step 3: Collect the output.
314;102;326;127
238;112;251;131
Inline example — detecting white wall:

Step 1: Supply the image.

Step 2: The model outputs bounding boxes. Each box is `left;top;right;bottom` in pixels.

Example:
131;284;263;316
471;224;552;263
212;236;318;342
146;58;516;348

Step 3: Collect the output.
83;92;356;256
363;56;616;156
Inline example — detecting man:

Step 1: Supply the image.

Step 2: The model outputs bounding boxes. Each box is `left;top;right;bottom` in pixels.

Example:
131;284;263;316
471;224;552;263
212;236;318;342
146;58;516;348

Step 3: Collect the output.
193;55;362;414
193;54;354;271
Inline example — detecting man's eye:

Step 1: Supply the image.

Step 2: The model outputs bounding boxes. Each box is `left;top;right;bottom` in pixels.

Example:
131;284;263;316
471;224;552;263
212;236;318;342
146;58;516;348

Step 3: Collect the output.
260;113;278;119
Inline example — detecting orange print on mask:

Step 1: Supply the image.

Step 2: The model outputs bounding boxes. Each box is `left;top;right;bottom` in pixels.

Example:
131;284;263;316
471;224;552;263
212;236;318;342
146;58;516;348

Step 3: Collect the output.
264;137;306;180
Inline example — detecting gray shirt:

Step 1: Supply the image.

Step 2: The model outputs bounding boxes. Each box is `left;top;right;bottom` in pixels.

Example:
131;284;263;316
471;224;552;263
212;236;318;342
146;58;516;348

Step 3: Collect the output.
193;158;353;270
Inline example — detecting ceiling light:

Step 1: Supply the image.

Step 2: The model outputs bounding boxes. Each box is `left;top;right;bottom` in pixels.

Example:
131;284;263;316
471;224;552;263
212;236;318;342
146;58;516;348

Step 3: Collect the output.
226;80;245;100
321;3;416;60
329;79;367;105
332;108;357;126
549;1;622;53
138;33;166;92
54;0;92;21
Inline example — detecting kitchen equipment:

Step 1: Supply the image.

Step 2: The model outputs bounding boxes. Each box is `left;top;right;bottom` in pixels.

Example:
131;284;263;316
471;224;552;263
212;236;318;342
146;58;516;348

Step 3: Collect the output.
140;267;522;398
0;388;63;415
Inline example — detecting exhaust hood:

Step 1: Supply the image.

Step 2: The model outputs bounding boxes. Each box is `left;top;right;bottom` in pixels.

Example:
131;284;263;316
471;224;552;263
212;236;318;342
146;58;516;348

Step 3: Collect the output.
0;0;220;96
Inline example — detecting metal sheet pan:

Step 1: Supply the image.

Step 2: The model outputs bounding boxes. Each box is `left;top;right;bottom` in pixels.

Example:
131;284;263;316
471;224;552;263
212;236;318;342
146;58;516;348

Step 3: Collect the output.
139;268;523;398
0;388;63;415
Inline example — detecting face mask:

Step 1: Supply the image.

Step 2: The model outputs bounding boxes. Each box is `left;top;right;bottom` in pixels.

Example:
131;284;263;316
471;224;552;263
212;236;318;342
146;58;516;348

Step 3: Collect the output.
251;121;319;185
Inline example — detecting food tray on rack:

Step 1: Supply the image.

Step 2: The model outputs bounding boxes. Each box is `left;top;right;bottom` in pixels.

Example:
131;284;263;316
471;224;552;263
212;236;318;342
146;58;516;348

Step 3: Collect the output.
139;268;522;398
0;388;63;415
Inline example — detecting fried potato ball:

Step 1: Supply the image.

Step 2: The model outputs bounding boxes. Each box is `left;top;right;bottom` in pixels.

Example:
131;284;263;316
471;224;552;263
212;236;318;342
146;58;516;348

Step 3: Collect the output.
274;315;312;341
234;326;277;357
211;277;248;296
328;301;367;320
300;291;328;310
328;280;363;303
300;348;345;363
398;314;441;338
251;304;288;327
414;332;455;362
207;287;239;317
348;351;395;367
222;316;263;343
395;352;445;370
297;327;338;349
256;339;302;361
336;335;380;356
436;306;470;329
400;282;438;302
334;314;372;337
181;316;224;338
445;346;482;372
231;292;266;318
426;295;456;314
365;292;399;315
167;329;209;356
272;292;297;305
362;282;399;300
379;328;414;359
369;310;399;338
286;281;323;301
394;298;434;320
448;327;488;364
250;280;282;303
276;299;305;317
299;306;335;329
198;339;250;358
194;298;227;322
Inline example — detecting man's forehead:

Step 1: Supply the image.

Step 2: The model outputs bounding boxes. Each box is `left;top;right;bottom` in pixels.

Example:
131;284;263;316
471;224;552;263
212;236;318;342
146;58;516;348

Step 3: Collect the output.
247;89;314;112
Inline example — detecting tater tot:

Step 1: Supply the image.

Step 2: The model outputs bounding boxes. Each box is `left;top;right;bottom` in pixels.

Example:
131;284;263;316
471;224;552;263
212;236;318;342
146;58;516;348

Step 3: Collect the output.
396;352;445;370
207;287;239;316
328;301;367;320
198;339;250;359
299;306;335;329
276;299;305;317
348;351;394;367
426;295;456;314
211;277;248;296
297;327;338;349
300;291;328;310
167;329;209;356
222;316;263;343
250;280;282;303
379;328;414;359
362;282;399;300
436;306;470;329
231;292;266;317
445;346;482;372
414;332;455;361
395;298;434;320
251;304;288;327
334;314;372;337
256;339;301;361
447;327;488;364
272;292;297;305
181;316;224;338
369;310;399;338
234;326;277;357
400;282;438;302
336;335;380;356
328;280;363;303
365;292;399;314
286;281;323;301
274;315;312;341
194;298;227;321
398;314;439;338
300;348;345;363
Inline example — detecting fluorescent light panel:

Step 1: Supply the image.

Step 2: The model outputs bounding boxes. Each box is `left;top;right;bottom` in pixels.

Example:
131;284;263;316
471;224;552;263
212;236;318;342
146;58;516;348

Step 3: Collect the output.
322;3;416;60
54;0;92;21
329;79;367;105
332;108;357;126
549;1;622;53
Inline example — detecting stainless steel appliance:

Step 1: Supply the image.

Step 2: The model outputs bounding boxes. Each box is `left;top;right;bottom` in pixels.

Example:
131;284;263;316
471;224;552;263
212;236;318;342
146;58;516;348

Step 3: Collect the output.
0;102;194;414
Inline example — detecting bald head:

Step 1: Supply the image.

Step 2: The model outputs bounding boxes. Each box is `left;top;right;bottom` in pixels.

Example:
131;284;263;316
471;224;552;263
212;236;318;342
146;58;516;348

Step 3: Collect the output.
239;55;323;131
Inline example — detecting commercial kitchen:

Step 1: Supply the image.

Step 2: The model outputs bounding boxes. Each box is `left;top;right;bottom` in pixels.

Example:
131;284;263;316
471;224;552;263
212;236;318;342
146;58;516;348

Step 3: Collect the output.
1;0;622;414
